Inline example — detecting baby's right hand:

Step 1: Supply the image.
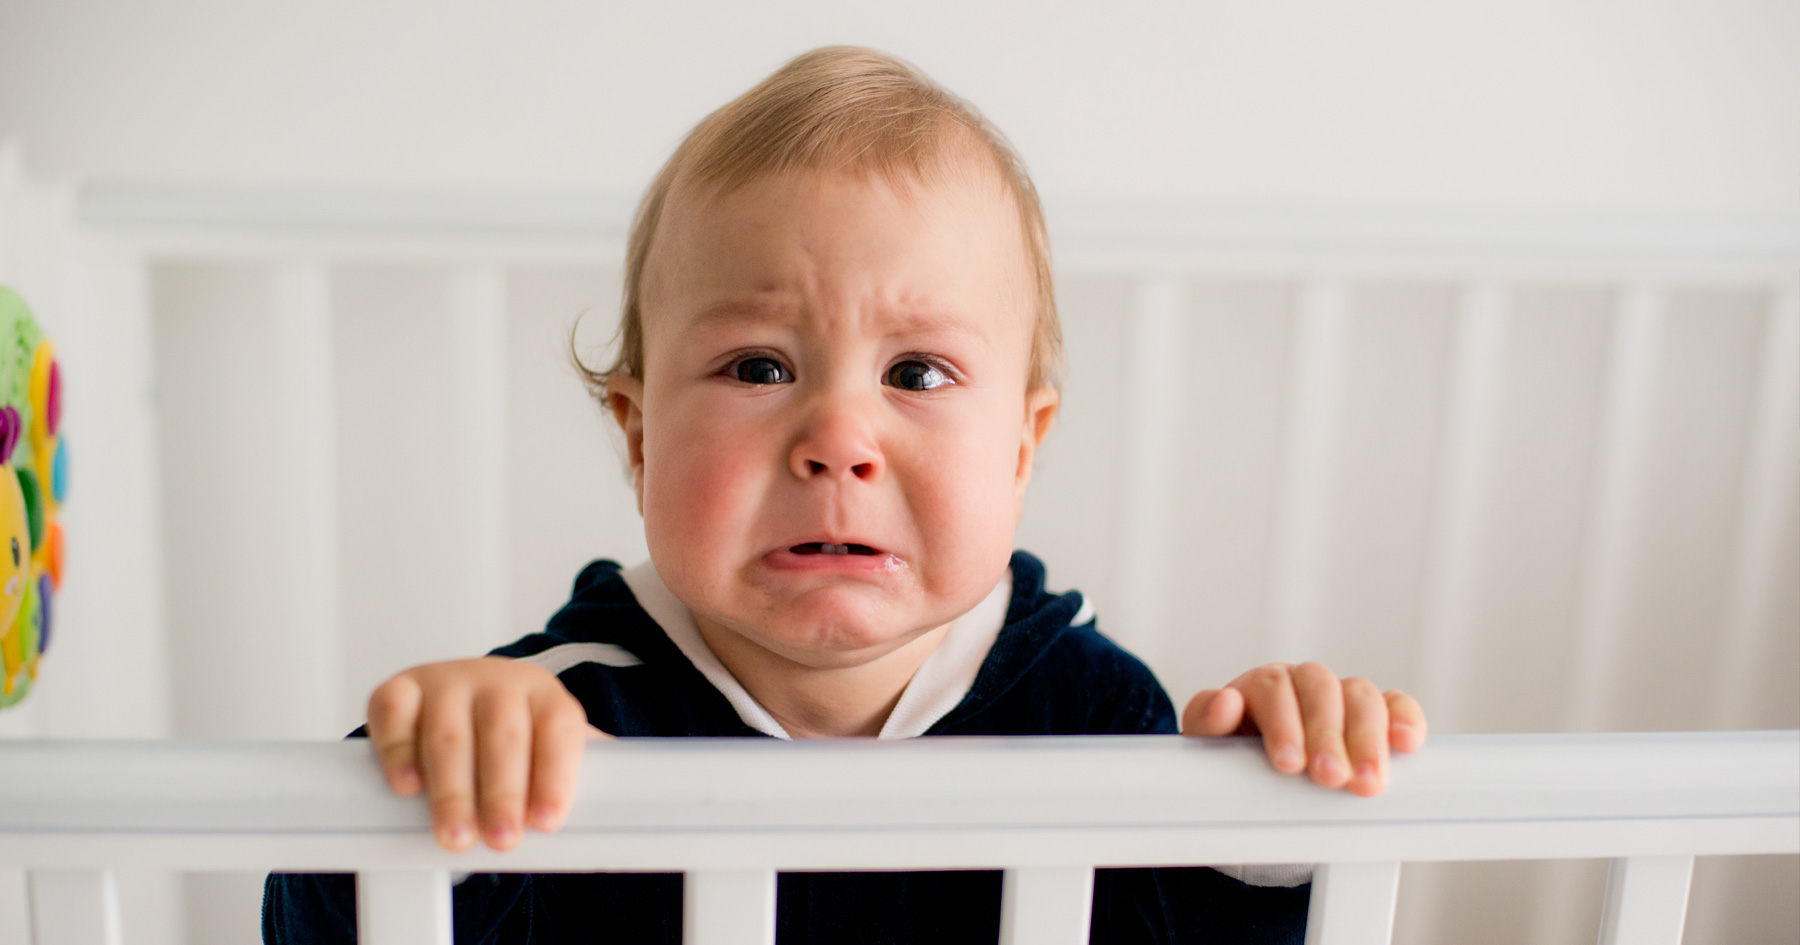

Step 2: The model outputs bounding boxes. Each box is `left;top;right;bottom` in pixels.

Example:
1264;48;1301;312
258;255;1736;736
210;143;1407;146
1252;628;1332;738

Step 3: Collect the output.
366;657;606;852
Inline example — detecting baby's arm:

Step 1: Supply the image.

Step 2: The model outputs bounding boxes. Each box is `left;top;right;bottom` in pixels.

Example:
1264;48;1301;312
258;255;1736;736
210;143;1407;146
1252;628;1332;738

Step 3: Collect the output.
1181;663;1427;797
366;657;604;851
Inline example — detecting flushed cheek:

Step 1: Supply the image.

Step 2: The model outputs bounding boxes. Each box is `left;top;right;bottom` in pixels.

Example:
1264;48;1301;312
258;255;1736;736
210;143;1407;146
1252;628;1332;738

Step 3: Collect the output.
900;418;1024;586
640;409;777;576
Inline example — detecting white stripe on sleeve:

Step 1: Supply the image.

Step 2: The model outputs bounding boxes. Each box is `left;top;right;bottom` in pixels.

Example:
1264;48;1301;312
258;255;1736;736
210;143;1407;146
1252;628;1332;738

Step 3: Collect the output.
514;641;643;676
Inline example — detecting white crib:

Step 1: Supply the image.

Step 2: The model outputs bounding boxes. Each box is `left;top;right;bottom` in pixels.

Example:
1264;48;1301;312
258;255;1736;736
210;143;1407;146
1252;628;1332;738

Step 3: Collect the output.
4;732;1797;945
0;145;1796;943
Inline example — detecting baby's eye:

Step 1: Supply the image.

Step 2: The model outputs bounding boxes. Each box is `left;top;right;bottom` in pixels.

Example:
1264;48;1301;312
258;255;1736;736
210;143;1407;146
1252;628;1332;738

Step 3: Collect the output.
886;360;952;392
732;356;792;385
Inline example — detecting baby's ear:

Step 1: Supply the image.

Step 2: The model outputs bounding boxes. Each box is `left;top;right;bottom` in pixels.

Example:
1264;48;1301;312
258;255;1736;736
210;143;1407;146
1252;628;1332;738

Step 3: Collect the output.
1025;385;1059;447
1014;385;1060;493
605;372;648;505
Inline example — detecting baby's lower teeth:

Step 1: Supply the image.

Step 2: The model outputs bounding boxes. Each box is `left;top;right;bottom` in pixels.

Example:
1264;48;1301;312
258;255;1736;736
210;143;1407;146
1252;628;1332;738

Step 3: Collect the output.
821;543;849;555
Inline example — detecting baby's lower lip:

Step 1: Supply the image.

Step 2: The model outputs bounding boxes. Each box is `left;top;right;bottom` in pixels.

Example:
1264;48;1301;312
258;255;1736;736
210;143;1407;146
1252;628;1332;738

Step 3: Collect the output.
764;546;905;574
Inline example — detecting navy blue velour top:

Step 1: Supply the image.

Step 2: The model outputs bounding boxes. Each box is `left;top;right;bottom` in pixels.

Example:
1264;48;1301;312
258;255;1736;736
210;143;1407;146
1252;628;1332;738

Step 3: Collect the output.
264;551;1309;944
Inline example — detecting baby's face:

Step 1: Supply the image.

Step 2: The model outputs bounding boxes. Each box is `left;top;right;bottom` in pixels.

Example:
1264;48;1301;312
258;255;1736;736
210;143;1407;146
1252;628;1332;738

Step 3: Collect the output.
610;163;1057;670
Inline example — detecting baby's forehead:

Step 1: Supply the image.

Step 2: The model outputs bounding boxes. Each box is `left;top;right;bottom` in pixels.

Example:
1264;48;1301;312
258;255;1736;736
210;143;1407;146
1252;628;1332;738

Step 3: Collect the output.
645;163;1034;317
666;143;1019;231
623;140;1053;390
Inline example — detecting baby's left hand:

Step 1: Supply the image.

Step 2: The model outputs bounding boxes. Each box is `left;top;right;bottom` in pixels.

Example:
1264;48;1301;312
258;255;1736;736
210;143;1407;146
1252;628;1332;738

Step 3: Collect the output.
1181;663;1426;797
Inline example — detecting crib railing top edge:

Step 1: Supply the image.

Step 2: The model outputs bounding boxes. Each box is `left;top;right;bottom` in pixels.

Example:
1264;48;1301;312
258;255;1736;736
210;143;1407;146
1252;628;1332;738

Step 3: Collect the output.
64;181;1800;267
1;732;1794;871
2;731;1793;832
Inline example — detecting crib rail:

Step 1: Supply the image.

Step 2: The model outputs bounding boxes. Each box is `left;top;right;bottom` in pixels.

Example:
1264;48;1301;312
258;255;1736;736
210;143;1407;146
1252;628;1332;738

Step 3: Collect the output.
4;732;1796;945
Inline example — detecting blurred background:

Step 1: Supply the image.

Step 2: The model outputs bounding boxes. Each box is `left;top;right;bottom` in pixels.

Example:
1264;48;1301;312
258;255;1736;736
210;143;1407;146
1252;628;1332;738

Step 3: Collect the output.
0;0;1796;942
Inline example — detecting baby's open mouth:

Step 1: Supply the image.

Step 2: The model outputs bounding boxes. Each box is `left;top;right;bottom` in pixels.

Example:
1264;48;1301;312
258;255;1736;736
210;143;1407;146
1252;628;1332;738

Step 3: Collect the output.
790;542;879;556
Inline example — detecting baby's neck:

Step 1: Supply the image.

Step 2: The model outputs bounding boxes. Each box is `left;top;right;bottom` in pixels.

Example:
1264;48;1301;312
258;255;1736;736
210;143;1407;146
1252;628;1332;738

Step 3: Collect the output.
693;616;953;738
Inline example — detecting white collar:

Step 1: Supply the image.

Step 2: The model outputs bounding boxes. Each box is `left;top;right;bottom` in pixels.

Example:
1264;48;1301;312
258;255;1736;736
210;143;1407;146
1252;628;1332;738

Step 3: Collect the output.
620;561;1011;739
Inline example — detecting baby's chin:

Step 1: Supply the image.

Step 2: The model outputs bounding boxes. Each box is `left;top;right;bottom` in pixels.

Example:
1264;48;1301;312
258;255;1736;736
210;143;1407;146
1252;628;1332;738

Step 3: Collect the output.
714;588;953;667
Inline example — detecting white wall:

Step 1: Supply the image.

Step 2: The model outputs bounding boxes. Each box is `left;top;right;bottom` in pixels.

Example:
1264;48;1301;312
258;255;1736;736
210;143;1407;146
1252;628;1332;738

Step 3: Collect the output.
1;0;1797;213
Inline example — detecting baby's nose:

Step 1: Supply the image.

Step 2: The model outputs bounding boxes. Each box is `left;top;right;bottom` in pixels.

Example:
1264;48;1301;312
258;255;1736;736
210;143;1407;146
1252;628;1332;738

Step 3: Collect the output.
801;458;876;479
789;406;883;482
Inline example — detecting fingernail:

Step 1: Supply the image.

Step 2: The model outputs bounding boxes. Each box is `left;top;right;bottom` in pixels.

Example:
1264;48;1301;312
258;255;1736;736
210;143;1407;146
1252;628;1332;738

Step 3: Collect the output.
1356;762;1377;784
1313;753;1344;782
489;823;517;847
529;804;560;830
1275;746;1303;771
441;823;471;848
394;765;420;791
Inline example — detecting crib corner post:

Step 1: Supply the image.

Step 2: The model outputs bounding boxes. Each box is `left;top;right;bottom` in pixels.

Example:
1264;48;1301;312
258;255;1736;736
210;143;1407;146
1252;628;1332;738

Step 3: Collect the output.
1304;861;1400;945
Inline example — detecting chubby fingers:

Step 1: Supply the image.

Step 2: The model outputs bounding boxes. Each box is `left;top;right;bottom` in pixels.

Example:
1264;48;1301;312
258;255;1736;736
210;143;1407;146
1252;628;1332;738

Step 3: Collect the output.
367;658;601;853
1339;676;1390;796
367;674;425;796
1386;689;1428;753
418;684;479;851
1194;664;1428;797
1290;662;1352;789
1230;665;1307;775
526;690;598;833
473;689;533;851
1180;687;1248;737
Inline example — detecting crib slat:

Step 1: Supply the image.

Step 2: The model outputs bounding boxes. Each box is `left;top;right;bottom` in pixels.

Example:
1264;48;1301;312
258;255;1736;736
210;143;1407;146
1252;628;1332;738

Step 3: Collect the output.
271;262;346;727
1114;274;1186;665
1416;281;1510;732
999;866;1094;945
25;869;122;945
1567;282;1666;731
683;869;775;945
357;869;451;945
450;264;509;646
1597;855;1693;945
1268;278;1352;663
1712;281;1800;727
1303;861;1399;945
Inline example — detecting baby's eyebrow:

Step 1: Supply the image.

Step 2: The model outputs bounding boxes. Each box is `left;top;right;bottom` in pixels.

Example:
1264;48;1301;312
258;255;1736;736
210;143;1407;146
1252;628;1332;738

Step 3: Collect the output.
687;299;789;331
686;298;986;341
877;304;984;339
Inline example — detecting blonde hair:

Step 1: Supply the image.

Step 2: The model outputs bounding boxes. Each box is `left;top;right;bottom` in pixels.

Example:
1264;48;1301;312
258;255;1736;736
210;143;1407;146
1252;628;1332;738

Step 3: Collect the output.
577;45;1062;397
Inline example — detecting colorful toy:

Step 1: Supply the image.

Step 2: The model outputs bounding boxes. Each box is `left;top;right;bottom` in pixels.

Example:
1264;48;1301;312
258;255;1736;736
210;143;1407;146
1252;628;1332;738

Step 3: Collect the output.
0;286;65;708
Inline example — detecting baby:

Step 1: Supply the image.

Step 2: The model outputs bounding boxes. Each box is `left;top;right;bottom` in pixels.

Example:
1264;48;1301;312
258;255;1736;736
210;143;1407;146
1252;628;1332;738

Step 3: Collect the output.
266;47;1424;944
